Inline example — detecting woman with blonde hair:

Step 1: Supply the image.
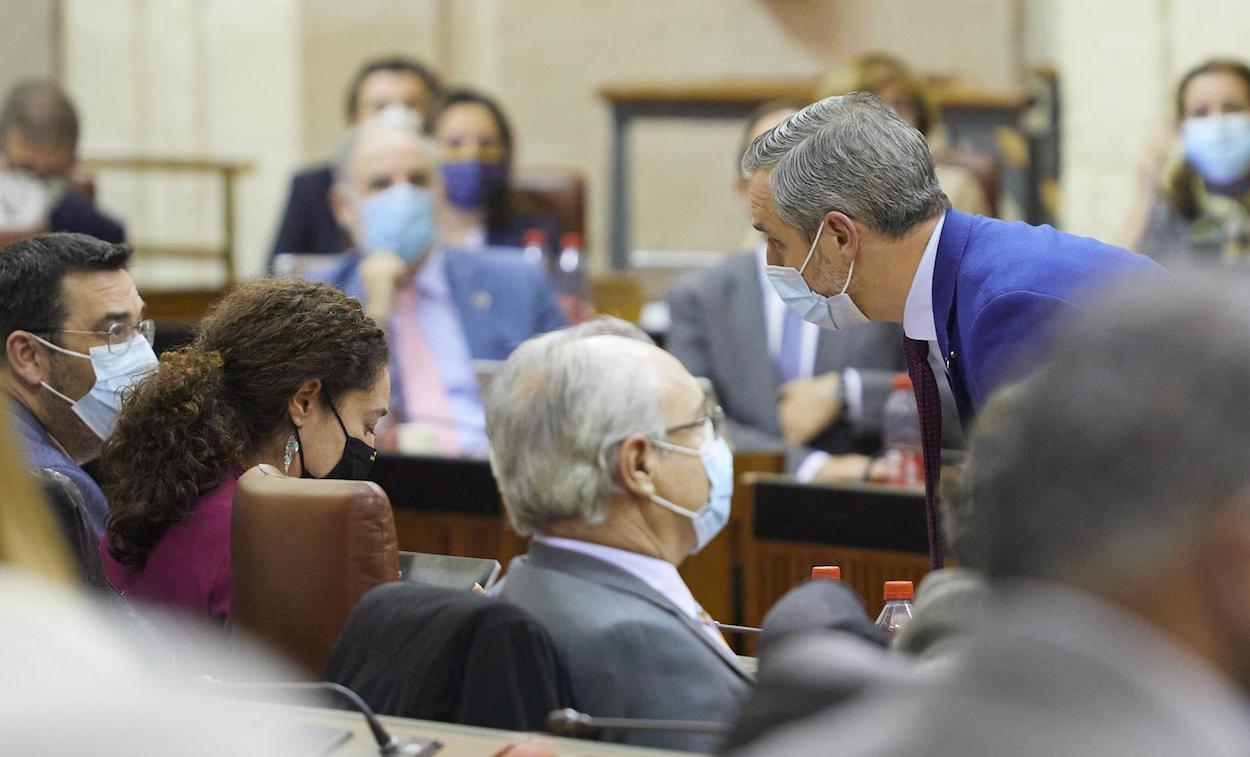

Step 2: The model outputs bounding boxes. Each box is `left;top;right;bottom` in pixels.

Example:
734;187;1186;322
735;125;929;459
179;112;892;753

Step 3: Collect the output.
817;52;993;217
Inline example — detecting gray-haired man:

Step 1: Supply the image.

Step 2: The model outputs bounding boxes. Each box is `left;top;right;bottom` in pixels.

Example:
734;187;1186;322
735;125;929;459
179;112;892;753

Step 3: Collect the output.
732;272;1250;757
743;92;1159;565
485;319;752;753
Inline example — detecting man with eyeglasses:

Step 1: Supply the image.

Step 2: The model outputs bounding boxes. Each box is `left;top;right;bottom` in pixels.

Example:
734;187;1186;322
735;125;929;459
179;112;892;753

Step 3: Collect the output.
484;318;751;753
1;233;155;538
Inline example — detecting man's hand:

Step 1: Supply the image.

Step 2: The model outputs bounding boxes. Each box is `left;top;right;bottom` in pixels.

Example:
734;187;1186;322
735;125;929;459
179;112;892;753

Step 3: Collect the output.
358;250;408;324
778;371;842;445
809;453;872;483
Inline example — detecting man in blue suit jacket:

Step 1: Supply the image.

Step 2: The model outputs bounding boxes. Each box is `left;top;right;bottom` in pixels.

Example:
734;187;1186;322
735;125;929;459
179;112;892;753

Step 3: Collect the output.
740;92;1160;566
310;108;563;456
740;92;1161;427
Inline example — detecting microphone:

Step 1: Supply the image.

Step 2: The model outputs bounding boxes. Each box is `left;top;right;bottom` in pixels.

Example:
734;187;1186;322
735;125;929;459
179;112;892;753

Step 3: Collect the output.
197;677;442;756
546;708;729;740
715;622;760;636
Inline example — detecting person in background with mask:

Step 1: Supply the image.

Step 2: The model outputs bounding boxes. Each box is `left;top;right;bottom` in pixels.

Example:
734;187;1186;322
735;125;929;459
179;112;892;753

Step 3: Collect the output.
316;108;564;458
432;88;563;250
270;55;442;260
1;233;154;539
486;319;752;754
0;80;125;243
742;93;1158;568
97;278;389;626
1121;59;1250;263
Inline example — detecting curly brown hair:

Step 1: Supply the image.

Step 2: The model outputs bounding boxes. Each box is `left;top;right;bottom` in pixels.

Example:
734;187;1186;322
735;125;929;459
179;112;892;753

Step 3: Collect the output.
100;278;388;568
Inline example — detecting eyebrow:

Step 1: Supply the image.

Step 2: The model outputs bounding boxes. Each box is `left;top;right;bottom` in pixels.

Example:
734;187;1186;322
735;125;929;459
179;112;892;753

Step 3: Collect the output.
88;311;136;331
752;223;766;233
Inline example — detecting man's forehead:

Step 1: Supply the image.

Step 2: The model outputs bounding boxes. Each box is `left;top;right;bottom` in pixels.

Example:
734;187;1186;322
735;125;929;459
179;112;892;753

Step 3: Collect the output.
61;269;140;322
748;170;778;218
351;132;430;178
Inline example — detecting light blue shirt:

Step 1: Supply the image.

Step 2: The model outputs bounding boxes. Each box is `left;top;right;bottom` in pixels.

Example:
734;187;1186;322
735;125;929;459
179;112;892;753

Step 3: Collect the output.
395;250;489;456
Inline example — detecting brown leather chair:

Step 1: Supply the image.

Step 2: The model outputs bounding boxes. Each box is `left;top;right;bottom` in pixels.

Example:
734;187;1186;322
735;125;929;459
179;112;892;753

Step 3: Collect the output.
511;168;585;235
231;464;399;676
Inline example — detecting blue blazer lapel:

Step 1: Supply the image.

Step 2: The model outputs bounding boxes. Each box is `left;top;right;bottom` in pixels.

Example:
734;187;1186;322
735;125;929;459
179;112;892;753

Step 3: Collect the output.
932;209;974;361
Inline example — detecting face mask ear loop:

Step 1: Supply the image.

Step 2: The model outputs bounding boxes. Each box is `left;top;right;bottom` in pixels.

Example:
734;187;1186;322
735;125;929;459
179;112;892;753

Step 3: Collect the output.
797;221;825;276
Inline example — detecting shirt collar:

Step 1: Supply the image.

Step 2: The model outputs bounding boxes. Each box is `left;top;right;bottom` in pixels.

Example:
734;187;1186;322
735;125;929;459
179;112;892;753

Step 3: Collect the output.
903;213;946;342
533;534;700;621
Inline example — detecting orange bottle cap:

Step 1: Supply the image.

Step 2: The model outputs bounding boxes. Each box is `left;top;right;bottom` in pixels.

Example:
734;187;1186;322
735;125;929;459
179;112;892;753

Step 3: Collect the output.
811;565;841;581
884;580;914;600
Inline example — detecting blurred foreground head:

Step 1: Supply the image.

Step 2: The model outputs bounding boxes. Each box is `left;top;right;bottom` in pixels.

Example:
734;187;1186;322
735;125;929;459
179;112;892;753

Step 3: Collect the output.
961;269;1250;691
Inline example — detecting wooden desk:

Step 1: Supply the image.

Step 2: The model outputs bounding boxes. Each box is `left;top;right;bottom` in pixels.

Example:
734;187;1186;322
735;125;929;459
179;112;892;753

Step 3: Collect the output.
265;703;693;756
599;77;1053;269
742;476;932;627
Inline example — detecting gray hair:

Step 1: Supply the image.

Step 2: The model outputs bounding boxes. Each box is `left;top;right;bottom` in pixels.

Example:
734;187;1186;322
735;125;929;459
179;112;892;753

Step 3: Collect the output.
332;106;433;185
960;270;1250;593
485;320;666;536
0;79;78;147
740;92;949;239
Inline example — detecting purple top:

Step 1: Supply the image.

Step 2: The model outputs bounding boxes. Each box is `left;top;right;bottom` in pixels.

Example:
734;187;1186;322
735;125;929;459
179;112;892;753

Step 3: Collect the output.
101;472;240;625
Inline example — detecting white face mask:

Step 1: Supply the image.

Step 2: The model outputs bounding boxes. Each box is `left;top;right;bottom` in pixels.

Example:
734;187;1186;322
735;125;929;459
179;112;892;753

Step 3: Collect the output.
648;423;734;554
764;221;869;331
35;334;160;440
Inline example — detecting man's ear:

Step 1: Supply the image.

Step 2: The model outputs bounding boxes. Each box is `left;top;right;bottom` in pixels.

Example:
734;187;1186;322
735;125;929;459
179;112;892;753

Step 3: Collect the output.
5;331;51;389
823;211;861;267
287;378;323;429
1198;503;1250;638
614;434;656;499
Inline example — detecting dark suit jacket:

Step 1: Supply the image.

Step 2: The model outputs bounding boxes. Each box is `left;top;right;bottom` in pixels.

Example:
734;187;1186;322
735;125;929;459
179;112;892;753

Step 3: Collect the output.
270;164;346;259
50;192;125;243
666;252;906;460
322;581;570;731
934;210;1163;425
496;541;753;753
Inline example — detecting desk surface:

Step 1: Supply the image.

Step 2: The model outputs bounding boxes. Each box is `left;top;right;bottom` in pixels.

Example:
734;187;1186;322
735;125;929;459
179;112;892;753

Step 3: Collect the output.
268;704;695;756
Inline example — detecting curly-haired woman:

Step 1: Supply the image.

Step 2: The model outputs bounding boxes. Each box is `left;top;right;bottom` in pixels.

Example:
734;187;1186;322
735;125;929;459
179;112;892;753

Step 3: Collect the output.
98;278;389;625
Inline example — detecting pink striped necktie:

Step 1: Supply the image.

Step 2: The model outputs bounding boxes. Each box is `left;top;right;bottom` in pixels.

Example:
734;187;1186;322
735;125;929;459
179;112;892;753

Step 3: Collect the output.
392;285;461;456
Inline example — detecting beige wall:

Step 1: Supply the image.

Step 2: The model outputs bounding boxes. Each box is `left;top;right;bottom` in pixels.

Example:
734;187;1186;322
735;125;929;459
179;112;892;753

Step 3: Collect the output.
0;0;57;96
55;0;1034;285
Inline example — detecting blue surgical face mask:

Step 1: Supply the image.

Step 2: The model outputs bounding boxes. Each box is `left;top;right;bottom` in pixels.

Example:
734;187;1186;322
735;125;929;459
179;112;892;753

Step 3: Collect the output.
764;221;869;331
1183;112;1250;186
35;334;160;441
359;182;436;263
441;160;507;209
648;422;734;554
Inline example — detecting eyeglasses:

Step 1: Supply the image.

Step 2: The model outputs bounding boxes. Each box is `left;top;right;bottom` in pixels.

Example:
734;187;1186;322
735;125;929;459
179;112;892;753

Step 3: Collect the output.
42;319;156;355
662;405;725;440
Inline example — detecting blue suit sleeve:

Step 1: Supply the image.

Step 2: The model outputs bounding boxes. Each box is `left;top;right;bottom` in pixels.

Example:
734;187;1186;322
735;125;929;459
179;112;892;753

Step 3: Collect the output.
965;290;1073;408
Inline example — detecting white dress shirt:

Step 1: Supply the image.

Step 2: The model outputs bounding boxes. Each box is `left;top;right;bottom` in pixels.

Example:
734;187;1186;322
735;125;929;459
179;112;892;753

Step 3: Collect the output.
532;534;726;646
902;213;948;373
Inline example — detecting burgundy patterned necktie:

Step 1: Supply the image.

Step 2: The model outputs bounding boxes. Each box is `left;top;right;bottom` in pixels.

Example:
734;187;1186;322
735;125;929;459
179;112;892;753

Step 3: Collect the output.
902;335;944;570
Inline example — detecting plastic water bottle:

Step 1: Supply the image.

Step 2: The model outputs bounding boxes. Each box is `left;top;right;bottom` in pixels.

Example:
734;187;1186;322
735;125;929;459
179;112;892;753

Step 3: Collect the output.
874;580;914;643
811;565;841;581
521;228;548;267
881;374;924;489
554;232;589;324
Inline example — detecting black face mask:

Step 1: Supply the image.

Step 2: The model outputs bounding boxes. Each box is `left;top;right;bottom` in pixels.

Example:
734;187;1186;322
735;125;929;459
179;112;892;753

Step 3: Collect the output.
297;405;377;481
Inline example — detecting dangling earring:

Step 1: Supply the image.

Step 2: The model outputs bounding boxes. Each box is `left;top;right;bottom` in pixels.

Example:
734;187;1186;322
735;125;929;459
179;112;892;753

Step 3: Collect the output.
283;433;299;474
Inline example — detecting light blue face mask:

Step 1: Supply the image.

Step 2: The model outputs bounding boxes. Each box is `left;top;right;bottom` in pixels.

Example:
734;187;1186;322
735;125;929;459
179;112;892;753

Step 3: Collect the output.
648;422;734;554
763;220;869;331
360;182;436;263
1183;112;1250;186
35;334;159;441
